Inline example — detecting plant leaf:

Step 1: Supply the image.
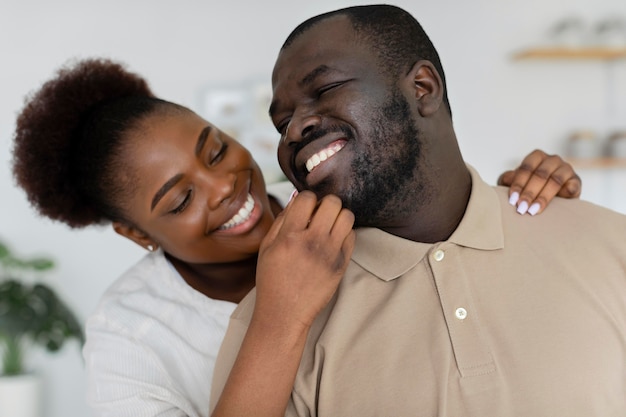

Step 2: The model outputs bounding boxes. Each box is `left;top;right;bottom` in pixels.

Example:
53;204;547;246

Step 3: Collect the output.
27;258;55;271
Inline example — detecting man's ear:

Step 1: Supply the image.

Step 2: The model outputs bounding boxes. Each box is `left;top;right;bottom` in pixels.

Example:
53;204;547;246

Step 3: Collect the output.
407;60;444;117
112;222;157;251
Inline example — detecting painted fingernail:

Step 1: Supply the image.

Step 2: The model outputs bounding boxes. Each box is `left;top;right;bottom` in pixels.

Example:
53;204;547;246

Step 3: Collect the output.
509;192;519;206
517;201;529;215
288;189;299;203
528;202;541;216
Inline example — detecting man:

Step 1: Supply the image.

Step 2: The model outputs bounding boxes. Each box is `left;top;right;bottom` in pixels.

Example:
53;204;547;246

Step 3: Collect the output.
212;5;626;416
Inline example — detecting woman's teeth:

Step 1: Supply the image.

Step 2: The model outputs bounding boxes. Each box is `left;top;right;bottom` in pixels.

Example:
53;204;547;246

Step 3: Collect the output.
219;194;255;230
305;142;345;173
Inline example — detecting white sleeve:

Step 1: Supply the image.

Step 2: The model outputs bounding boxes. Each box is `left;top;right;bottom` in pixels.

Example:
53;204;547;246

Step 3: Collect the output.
83;315;200;417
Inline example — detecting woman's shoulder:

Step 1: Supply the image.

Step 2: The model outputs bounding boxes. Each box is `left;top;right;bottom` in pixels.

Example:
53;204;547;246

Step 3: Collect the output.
86;250;235;335
84;252;172;330
99;250;170;300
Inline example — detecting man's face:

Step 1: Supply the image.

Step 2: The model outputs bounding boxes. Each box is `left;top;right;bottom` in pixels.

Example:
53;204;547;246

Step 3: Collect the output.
271;16;427;227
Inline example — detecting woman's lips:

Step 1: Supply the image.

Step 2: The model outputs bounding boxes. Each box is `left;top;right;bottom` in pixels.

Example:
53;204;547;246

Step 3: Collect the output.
217;193;262;234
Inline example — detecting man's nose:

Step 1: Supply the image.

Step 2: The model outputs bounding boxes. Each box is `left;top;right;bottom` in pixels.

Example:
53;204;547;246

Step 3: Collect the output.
283;112;321;146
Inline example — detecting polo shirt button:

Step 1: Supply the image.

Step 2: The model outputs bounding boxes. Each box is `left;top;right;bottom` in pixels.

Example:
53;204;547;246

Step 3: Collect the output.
433;249;445;261
455;307;468;320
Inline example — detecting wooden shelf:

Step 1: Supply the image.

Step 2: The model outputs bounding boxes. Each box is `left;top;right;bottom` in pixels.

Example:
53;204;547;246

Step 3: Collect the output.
513;47;626;60
566;157;626;169
514;47;626;171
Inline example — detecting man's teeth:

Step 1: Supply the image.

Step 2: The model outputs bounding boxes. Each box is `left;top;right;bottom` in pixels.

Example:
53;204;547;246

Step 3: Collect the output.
305;142;345;173
220;194;255;230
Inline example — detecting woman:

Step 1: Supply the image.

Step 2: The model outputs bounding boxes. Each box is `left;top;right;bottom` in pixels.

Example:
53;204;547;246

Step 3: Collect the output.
11;58;581;417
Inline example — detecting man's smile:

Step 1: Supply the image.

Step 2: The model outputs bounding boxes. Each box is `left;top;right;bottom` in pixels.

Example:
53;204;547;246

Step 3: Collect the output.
305;140;346;173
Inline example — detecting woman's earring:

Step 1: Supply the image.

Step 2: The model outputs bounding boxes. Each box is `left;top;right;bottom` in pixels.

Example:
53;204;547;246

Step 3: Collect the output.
147;244;155;252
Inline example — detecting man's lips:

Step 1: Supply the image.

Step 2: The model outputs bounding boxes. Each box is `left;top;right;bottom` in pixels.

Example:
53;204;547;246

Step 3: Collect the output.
305;140;346;173
297;139;347;176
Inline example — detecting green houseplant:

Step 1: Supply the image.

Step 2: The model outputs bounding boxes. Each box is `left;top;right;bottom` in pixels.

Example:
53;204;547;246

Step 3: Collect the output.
0;241;84;376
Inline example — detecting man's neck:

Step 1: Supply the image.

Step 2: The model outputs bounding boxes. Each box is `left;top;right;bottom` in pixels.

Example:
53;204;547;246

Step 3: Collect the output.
380;164;472;243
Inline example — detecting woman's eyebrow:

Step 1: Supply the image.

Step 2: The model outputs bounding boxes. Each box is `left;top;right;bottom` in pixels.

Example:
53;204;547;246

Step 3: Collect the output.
151;173;183;212
150;125;212;212
195;125;212;157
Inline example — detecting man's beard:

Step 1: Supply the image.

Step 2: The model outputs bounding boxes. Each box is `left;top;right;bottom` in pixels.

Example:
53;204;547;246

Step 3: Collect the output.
345;90;428;228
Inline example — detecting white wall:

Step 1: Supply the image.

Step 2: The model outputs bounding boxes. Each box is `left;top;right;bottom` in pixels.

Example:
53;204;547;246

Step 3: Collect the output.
0;1;624;416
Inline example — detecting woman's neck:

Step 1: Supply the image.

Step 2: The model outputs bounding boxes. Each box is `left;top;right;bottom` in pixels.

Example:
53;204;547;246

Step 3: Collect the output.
166;253;258;304
165;191;286;304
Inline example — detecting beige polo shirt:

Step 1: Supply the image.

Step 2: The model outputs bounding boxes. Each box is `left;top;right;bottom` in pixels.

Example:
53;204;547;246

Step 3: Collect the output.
211;168;626;416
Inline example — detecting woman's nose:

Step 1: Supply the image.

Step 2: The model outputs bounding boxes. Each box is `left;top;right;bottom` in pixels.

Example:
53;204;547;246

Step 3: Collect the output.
203;170;236;209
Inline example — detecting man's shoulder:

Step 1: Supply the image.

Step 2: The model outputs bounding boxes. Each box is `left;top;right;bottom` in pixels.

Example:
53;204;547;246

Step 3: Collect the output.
209;288;257;412
493;185;626;220
230;287;257;324
492;185;626;246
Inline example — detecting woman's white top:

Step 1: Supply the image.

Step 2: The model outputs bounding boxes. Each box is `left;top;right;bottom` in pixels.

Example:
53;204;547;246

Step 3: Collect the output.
83;181;294;417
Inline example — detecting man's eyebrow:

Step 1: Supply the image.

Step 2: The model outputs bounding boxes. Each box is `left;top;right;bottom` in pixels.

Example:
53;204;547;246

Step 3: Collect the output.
269;65;333;118
150;126;212;212
299;64;332;87
269;99;280;119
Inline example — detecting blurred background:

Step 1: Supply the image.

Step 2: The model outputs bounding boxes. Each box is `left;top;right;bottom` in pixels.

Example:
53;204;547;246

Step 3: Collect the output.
0;0;625;416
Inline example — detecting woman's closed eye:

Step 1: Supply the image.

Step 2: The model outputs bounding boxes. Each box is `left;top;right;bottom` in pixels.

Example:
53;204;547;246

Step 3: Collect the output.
208;142;228;166
171;189;192;215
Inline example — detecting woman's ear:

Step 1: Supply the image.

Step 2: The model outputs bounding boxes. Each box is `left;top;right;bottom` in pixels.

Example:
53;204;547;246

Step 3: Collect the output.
407;60;444;117
112;222;158;251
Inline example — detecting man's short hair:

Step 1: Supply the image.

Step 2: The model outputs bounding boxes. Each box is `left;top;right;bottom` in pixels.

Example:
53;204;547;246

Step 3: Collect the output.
281;4;452;116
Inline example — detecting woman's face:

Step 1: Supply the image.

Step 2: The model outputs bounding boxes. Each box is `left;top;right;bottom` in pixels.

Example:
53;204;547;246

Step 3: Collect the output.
120;110;276;264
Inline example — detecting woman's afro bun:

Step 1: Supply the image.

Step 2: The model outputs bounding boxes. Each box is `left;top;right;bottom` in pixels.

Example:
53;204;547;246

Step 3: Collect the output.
12;58;153;227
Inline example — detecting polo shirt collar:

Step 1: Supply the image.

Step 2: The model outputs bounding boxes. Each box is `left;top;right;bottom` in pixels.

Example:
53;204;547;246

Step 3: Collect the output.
350;166;504;281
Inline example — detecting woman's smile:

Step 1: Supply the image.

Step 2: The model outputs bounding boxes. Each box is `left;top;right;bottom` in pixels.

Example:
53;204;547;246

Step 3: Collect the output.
217;192;264;235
